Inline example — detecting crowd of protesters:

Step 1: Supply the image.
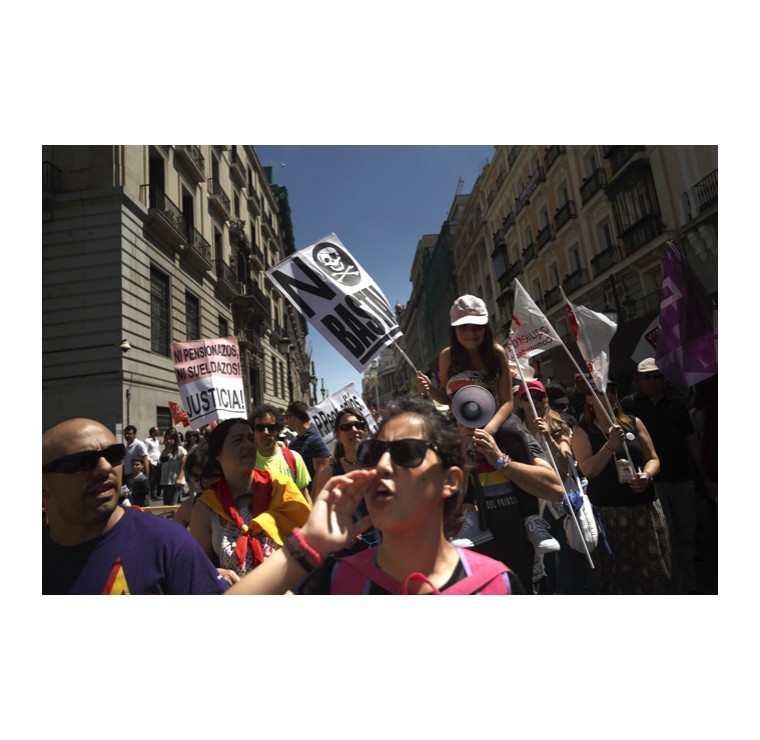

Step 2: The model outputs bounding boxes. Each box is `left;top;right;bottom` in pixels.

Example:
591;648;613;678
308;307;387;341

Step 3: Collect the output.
42;298;717;596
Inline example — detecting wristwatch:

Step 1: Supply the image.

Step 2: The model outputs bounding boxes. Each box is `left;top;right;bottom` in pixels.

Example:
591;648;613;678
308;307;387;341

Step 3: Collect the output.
494;454;511;471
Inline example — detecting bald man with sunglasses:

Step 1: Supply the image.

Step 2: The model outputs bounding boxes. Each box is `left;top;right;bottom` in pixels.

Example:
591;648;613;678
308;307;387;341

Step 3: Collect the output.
42;418;228;595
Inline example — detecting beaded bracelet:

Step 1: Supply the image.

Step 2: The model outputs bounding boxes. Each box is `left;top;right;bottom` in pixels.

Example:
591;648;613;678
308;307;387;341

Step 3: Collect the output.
283;527;323;572
604;442;616;453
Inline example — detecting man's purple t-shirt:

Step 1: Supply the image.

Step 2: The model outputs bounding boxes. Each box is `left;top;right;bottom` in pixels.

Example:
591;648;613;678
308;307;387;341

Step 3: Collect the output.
42;507;229;595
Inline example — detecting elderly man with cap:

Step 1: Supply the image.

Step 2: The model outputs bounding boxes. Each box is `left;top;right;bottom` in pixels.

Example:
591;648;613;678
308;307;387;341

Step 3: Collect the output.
42;417;229;594
621;358;701;594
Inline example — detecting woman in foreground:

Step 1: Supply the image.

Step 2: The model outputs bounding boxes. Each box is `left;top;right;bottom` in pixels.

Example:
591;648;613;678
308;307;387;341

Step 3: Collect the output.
226;397;523;595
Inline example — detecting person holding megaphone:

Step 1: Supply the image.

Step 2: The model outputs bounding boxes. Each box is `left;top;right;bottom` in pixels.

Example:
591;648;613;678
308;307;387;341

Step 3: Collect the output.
416;295;514;437
416;295;561;579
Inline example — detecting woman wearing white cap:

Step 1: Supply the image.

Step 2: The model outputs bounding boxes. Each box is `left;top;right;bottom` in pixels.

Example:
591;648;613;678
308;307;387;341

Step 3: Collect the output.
415;295;513;436
416;295;558;562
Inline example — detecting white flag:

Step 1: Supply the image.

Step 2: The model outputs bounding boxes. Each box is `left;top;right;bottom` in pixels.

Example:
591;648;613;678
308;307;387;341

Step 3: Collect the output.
631;316;659;365
266;233;402;373
509;280;562;379
562;288;617;392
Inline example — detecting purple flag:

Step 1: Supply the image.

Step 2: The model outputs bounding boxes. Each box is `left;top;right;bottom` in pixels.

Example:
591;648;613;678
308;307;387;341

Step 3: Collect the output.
656;241;717;392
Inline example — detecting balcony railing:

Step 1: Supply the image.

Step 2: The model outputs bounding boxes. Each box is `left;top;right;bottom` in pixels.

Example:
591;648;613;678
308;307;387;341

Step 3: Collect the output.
235;281;269;318
544;145;565;171
43;161;61;197
554;200;577;232
591;243;620;277
184;223;213;268
506;260;523;284
694;168;718;212
216;259;241;293
603;145;644;175
620;213;662;255
536;223;555;250
522;241;537;265
544;285;562;308
147;188;186;235
580;168;607;205
208;178;231;217
229;147;246;184
563;267;586;295
250;240;266;269
175;146;205;181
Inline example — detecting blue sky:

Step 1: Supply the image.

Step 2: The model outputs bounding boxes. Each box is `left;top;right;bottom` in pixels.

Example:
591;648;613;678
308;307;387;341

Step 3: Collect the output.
254;145;494;402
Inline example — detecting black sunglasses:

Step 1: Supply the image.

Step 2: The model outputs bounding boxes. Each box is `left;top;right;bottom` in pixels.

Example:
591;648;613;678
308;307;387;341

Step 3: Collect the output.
356;438;450;469
253;423;280;433
42;443;126;474
339;420;367;432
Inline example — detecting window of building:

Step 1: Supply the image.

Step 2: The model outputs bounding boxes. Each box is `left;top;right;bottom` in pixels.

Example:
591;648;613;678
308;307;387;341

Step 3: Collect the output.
156;406;172;433
569;244;582;272
272;356;278;394
150;266;170;355
280;361;286;398
185;292;200;340
214;228;223;263
234;191;240;218
596;220;616;250
584;148;600;176
219;316;229;337
608;168;658;235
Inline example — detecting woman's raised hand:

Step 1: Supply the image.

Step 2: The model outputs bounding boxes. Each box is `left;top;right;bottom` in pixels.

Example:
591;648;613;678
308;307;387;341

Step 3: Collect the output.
300;470;376;557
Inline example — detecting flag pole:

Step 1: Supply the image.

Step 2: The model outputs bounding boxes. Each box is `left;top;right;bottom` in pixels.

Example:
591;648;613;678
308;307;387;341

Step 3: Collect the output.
508;342;594;568
392;339;418;374
557;285;634;463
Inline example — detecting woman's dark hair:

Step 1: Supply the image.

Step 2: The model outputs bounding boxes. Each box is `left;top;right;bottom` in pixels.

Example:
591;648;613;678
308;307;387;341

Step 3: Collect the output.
448;323;500;381
162;428;180;459
374;396;464;537
207;417;250;475
332;407;367;460
185;441;218;489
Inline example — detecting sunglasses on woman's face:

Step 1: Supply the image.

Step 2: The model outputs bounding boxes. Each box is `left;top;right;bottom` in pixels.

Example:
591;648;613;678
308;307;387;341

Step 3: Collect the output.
356;438;449;469
42;443;126;474
339;420;367;432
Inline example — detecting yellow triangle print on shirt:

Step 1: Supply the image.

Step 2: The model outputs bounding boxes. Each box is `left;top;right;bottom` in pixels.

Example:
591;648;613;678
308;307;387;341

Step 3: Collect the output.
103;558;131;595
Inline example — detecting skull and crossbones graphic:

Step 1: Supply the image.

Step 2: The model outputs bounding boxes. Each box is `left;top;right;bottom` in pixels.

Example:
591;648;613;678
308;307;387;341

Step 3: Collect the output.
313;244;361;285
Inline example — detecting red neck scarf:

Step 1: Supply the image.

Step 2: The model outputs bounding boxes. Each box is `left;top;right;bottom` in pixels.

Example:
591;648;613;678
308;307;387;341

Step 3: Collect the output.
210;471;274;571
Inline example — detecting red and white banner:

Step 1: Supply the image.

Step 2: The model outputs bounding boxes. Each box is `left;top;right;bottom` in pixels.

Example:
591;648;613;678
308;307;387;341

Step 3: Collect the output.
266;233;402;373
170;337;247;428
562;289;617;392
509;279;562;378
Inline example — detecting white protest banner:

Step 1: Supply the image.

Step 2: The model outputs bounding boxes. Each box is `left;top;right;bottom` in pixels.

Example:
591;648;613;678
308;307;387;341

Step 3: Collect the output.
307;383;378;445
170;337;247;428
266;233;402;373
509;279;562;372
562;288;617;393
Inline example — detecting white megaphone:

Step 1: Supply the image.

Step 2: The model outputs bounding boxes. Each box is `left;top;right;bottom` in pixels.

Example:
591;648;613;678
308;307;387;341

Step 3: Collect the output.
450;385;496;428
